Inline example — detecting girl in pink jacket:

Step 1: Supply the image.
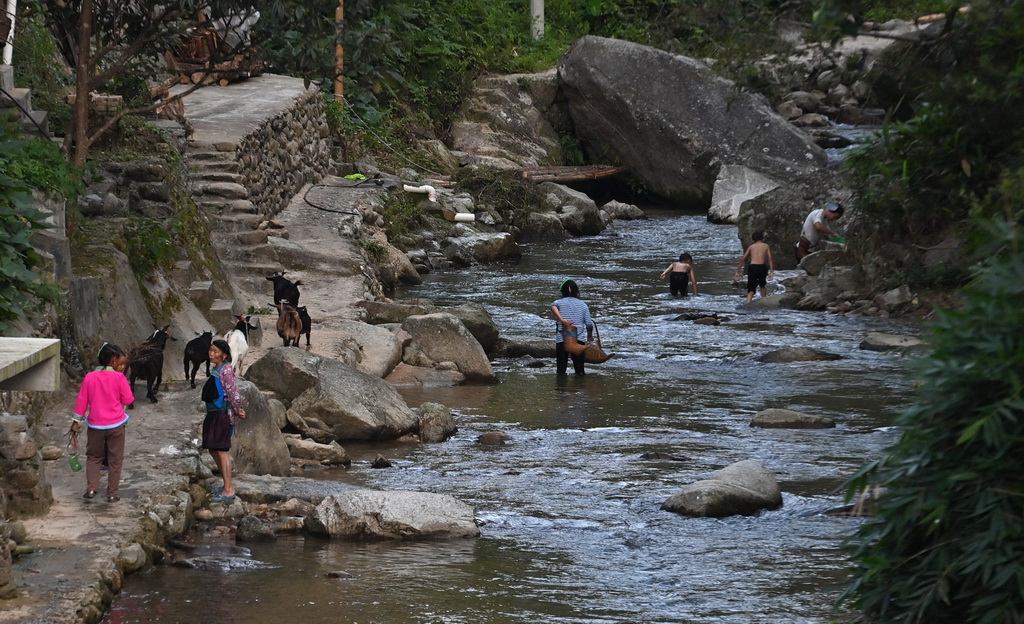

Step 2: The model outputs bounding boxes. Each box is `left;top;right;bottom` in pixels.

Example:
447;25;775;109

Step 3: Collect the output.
70;343;133;503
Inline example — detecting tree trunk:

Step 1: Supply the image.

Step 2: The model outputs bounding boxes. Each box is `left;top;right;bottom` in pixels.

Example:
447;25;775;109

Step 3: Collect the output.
71;0;94;168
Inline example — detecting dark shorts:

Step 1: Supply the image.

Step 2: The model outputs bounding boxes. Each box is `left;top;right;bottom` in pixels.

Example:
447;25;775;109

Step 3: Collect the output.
669;272;690;297
747;264;769;292
201;409;232;452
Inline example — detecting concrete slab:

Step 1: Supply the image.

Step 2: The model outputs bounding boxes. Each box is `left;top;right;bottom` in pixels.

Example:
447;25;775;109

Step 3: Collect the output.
0;338;61;392
172;74;316;145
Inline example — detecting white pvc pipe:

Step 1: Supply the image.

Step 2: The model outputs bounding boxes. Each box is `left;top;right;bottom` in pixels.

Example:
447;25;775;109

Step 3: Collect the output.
452;212;475;222
402;184;437;202
3;0;17;66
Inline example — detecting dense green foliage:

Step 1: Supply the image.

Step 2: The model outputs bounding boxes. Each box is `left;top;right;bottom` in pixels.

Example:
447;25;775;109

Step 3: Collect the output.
0;125;68;330
842;0;1024;243
841;1;1024;621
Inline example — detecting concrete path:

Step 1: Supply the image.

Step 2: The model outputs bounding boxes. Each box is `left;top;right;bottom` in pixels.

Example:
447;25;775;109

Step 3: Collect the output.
4;78;379;623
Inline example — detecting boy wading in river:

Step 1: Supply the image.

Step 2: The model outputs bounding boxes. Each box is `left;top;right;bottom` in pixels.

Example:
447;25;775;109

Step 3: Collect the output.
659;253;698;297
735;231;775;303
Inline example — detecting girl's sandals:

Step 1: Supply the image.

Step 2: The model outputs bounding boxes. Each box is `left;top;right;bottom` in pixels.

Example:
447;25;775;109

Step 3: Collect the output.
210;493;236;504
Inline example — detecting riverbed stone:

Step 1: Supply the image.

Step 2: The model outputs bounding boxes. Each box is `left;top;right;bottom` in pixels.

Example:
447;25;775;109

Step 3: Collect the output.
304;489;481;540
236;514;277;542
859;332;927;352
418;402;457;443
708;165;780;225
750;408;835;429
662;459;783;517
285;436;351;465
756;347;842;363
515;211;567;242
385;362;467;387
401;313;498;383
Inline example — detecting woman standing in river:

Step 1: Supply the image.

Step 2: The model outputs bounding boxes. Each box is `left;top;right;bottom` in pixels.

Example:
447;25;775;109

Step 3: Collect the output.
550;279;594;376
201;339;246;503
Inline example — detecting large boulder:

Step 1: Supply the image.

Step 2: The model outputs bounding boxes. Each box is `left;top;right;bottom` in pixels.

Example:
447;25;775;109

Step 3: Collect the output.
246;348;419;441
304;489;481;540
232;380;291;476
323;319;402;378
401;313;498;383
358;301;500;354
662;459;782;517
558;36;826;209
708;165;780;225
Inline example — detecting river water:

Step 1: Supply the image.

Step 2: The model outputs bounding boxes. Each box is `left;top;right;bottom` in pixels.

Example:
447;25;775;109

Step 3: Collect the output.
103;208;921;624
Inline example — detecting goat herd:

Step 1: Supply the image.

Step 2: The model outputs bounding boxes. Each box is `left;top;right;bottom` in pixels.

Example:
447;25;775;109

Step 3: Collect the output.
124;272;311;407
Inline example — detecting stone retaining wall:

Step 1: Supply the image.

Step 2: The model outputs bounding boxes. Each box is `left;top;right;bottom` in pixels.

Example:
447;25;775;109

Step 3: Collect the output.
235;86;330;218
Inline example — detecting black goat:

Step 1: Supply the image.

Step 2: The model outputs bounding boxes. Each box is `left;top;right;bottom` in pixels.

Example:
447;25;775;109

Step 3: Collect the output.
183;330;214;389
266;272;302;307
297;305;312;347
128;325;177;407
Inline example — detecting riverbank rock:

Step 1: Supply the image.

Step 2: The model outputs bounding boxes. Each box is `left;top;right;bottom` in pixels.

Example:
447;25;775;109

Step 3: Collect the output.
401;313;498;383
323;319;402;378
284;436;351;465
246;348;419;441
418;402;457;443
750;408;835;429
661;459;783;518
442;232;521;266
708;165;780;225
859;332;927;352
0;413;53;518
304;490;481;540
756;347;841;363
385;362;467;387
492;337;557;359
558;36;826;209
232;381;292;476
358;301;500;353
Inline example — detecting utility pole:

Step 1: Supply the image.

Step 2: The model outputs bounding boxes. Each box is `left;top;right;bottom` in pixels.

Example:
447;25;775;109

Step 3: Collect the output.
334;0;344;98
2;0;17;66
530;0;544;40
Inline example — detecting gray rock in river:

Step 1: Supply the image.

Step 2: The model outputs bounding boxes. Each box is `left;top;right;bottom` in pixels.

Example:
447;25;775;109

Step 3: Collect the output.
756;347;841;363
402;313;498;383
305;490;481;540
662;459;783;518
750;408;835;429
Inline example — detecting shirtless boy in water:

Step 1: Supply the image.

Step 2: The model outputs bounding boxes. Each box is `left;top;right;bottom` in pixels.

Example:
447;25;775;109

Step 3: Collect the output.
659;253;698;297
735;231;775;303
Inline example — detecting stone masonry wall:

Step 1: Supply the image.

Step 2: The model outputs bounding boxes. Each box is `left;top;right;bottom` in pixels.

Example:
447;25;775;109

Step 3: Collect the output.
236;86;330;218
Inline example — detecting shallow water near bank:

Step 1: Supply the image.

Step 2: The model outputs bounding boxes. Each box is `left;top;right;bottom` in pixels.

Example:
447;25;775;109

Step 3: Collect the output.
103;209;920;624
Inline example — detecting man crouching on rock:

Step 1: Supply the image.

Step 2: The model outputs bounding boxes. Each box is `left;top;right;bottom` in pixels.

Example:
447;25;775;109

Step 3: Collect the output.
796;202;844;261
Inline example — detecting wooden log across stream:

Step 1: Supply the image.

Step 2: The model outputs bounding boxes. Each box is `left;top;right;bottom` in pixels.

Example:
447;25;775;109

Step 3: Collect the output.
518;165;628;183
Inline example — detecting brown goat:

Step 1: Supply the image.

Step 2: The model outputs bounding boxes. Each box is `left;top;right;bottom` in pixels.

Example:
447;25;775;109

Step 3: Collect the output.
272;301;302;347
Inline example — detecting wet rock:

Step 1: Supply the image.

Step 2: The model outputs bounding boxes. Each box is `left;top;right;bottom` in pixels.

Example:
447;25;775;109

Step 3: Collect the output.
116;543;148;573
232;381;291;476
370;454;393;469
601;200;646;220
236;514;277;542
756;347;841;363
750;408;835;429
492;338;556;358
418;402;457;443
859;332;927;352
284;436;350;465
662;459;782;518
402;313;497;383
305;489;481;540
477;432;512;446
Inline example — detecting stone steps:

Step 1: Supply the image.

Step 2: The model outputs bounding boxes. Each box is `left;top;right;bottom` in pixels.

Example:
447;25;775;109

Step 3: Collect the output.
0;66;50;137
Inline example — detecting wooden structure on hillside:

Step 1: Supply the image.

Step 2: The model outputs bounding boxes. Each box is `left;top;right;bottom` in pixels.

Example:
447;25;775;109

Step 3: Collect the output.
167;19;265;86
519;165;628;184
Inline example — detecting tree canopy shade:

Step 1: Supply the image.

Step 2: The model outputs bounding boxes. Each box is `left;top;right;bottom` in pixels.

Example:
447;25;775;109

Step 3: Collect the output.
30;0;261;166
